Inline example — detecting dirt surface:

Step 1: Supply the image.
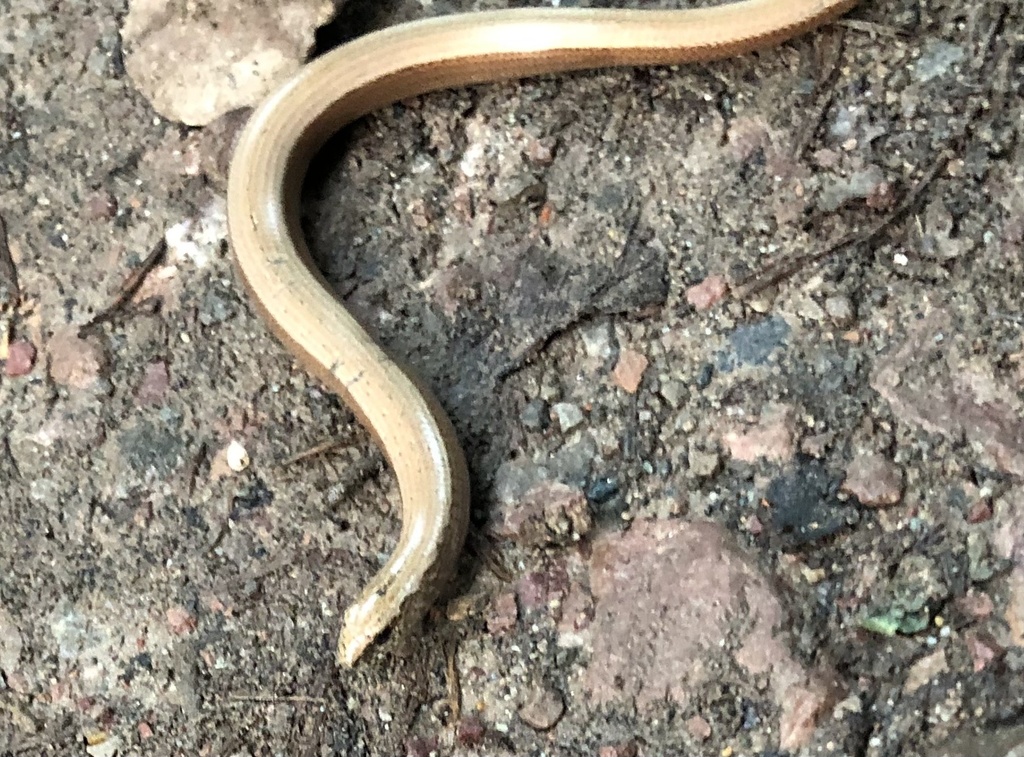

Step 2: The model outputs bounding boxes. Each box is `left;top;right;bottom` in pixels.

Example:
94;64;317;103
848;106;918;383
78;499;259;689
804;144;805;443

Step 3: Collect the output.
2;0;1024;755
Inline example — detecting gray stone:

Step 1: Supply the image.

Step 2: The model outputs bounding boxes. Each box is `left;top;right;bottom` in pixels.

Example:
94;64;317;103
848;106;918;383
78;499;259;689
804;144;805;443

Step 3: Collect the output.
552;402;585;432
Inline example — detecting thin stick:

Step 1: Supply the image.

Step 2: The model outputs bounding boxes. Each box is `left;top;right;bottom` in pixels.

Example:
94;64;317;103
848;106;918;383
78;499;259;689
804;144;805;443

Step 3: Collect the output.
87;239;167;326
280;438;346;467
0;213;20;310
445;641;461;723
734;150;952;298
228;694;326;705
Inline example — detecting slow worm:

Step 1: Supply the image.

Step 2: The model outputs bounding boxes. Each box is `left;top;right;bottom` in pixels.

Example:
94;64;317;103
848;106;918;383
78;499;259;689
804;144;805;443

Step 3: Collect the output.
226;0;859;666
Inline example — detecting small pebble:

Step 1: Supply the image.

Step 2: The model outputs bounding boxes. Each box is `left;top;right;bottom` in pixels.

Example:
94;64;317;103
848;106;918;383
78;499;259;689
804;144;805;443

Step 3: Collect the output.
659;379;686;408
743;514;764;536
405;736;439;757
456;716;486;747
85;734;121;757
0;606;24;676
580;320;616;360
966;499;993;524
517;685;565;731
552;402;584;432
686;274;728;311
486;592;518;635
686;715;713;741
165;606;197;635
84;190;118;220
818;165;886;212
721;406;796;464
612;348;648;394
797;297;826;322
903;649;947;694
47;327;106;389
914;39;965;83
526;136;556;166
964;629;1003;672
824;295;855;327
136;361;170;405
492;481;592;547
225;440;250;472
866;181;895;210
842;453;904;507
550;437;596;487
520;398;549;430
801;431;833;458
687;445;721;479
586;476;619;505
3;339;36;377
695;363;714;389
598;742;639;757
955;591;995;619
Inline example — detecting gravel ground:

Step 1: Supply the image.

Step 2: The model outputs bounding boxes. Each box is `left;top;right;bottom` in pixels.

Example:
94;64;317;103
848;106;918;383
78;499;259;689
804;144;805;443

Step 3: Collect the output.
1;1;1023;755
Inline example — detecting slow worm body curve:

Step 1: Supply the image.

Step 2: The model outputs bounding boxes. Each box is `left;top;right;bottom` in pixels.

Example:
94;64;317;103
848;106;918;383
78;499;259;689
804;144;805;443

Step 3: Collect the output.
226;0;859;666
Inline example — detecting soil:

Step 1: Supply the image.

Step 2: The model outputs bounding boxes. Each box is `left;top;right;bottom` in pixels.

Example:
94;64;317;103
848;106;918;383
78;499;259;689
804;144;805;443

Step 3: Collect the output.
1;0;1023;756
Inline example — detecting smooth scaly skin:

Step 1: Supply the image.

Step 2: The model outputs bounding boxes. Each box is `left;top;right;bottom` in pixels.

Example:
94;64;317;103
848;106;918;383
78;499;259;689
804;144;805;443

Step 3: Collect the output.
226;0;859;666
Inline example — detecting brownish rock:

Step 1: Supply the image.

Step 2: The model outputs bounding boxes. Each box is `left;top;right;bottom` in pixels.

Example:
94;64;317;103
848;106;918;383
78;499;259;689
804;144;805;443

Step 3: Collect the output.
966;499;994;524
685;715;713;741
490;481;592;548
722;404;797;464
4;339;36;377
486;592;518;636
686;274;729;311
955;590;995;620
611;348;648;394
903;649;948;695
598;742;639;757
136;361;170;405
992;489;1024;563
165;606;197;636
779;684;835;752
47;327;106;389
516;561;570;615
556;568;595;639
964;629;1004;672
584;519;839;750
456;716;485;747
526;136;556;166
842;453;904;508
871;310;1024;478
84;191;118;221
405;736;438;757
866;180;894;210
517;685;565;731
122;0;334;125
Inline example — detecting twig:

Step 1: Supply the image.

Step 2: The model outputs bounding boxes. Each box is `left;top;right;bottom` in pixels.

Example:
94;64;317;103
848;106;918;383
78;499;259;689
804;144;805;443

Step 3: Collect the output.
445;641;461;723
0;213;20;311
474;535;513;583
733;150;952;298
228;694;327;705
87;238;166;326
737;0;1014;300
836;19;909;39
790;29;847;161
280;438;346;467
975;3;1011;115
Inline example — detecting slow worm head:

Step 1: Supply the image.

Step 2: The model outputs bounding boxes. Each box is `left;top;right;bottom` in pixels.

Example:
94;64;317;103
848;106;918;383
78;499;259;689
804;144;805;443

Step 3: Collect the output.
226;0;859;666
